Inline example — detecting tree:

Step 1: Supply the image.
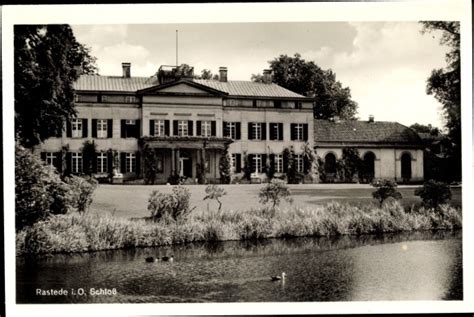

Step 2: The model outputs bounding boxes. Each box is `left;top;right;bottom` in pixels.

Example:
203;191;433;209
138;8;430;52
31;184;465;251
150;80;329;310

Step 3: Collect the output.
409;123;440;136
203;184;227;212
252;53;358;119
81;140;97;176
219;146;231;184
371;179;403;207
283;146;297;184
15;144;70;230
200;69;213;80
338;148;363;183
259;179;293;209
415;180;452;209
420;22;461;181
15;25;97;148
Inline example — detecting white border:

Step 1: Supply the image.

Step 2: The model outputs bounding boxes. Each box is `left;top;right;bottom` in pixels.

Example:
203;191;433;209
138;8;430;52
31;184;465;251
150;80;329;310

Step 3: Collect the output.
3;1;473;316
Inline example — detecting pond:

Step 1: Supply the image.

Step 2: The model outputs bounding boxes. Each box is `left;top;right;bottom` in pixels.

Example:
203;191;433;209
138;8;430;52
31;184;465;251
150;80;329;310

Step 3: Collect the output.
16;230;462;303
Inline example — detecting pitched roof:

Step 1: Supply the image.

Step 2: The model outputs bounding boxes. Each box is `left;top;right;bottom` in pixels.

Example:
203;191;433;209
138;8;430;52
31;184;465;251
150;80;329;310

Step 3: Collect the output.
73;75;306;99
73;75;155;92
192;79;306;98
314;119;423;146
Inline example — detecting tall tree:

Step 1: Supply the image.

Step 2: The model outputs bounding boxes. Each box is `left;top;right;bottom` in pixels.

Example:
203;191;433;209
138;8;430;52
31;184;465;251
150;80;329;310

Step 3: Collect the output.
409;123;440;136
15;25;97;148
252;53;358;119
420;21;461;180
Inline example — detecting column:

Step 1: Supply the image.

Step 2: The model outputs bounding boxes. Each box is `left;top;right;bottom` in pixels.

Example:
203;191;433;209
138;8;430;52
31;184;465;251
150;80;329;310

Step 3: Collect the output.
171;148;175;175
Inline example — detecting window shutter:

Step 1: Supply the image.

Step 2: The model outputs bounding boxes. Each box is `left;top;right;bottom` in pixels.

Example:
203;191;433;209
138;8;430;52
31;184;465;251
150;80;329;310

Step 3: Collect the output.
136;151;141;176
236;123;241;140
261;123;266;140
248;122;253;140
120;153;126;173
55;152;62;172
235;153;242;173
248;154;255;172
270;154;275;172
269;123;276;140
188;120;193;136
303;124;309;141
107;151;113;174
92;119;97;138
279;123;284;140
135;120;141;138
211;121;216;136
82;119;88;138
121;120;126;138
149;120;155;136
165;120;170;136
262;154;267;173
173;120;178;136
223;121;228;137
196;120;202;136
107;119;113;138
290;123;296;140
66;121;72;138
66;152;72;175
40;152;46;161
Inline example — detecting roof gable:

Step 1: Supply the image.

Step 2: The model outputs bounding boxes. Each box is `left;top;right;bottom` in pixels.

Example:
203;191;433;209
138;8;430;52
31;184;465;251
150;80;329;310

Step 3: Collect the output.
314;119;423;146
137;79;228;96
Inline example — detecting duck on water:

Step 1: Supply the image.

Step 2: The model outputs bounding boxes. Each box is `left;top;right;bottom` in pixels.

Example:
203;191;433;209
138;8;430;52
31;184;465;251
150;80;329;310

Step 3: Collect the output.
270;272;286;281
145;256;174;263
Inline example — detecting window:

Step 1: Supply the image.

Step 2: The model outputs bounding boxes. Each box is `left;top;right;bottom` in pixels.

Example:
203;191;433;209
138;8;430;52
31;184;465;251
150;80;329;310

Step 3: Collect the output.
154;120;165;136
231;154;237;170
270;123;283;141
71;119;82;138
126;153;136;173
44;152;56;167
295;101;302;109
295;124;304;141
201;121;212;137
275;154;283;173
252;123;261;140
75;94;98;103
252;154;263;173
72;152;82;174
178;120;188;136
124;95;138;103
296;154;304;173
224;122;240;140
121;119;140;138
96;119;108;138
273;100;282;108
253;100;257;108
97;152;107;173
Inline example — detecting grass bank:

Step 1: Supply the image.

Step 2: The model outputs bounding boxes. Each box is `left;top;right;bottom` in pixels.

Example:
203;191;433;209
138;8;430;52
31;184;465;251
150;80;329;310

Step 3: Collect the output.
16;200;461;255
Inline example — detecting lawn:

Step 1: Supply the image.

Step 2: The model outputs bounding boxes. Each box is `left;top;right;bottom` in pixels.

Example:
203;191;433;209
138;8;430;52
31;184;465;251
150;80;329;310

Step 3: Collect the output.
89;184;462;219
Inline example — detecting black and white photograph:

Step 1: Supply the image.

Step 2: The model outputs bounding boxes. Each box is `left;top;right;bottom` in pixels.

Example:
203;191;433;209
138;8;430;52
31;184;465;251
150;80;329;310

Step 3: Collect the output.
3;1;472;316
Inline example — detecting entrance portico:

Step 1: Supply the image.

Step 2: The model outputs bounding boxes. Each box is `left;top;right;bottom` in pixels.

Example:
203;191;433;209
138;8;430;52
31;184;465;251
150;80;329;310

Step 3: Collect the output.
141;136;232;183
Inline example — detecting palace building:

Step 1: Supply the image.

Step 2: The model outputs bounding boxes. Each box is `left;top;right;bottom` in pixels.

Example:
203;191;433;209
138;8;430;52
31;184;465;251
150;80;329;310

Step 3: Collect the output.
37;63;314;183
37;62;424;184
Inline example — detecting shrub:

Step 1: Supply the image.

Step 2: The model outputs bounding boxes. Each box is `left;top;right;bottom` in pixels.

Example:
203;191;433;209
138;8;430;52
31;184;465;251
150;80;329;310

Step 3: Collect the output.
219;147;231;184
283;146;298;184
65;175;98;213
203;184;227;212
371;179;402;207
143;145;157;185
259;179;294;209
242;152;252;181
148;185;194;221
81;140;97;176
415;180;452;209
15;144;70;230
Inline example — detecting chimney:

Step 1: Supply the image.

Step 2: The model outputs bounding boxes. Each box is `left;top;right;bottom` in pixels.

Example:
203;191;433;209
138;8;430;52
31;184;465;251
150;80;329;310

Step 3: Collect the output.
122;62;131;78
368;115;374;123
263;69;273;84
219;67;228;82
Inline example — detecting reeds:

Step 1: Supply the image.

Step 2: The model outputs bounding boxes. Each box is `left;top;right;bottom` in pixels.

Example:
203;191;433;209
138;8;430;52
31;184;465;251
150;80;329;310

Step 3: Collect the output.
16;200;462;255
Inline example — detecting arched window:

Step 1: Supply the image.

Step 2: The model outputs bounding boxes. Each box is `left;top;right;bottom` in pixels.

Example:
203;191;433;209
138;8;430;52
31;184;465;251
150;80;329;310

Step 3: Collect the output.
324;153;336;181
362;151;376;183
401;152;412;183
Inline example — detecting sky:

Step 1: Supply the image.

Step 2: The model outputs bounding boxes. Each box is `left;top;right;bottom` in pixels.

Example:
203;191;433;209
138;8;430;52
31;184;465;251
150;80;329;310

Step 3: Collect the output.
72;22;450;129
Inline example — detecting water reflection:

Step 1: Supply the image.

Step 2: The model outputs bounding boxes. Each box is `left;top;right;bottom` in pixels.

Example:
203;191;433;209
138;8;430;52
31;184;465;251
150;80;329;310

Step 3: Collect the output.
17;231;462;303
